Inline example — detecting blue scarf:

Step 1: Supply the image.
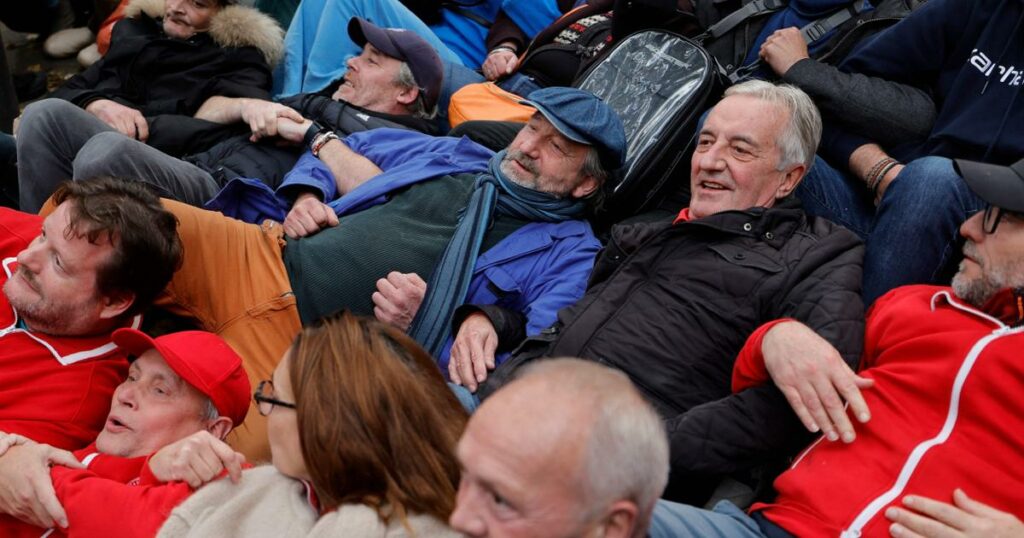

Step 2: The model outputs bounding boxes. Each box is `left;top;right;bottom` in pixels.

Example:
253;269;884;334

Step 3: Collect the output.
408;150;586;357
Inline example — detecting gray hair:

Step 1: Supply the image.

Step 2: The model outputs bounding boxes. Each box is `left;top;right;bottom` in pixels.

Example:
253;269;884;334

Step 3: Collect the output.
519;359;669;537
200;397;220;422
723;80;821;170
580;146;609;210
394;62;437;120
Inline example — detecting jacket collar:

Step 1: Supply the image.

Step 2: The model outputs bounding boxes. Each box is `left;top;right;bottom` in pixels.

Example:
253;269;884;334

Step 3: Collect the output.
2;257;141;366
931;287;1024;328
124;0;284;65
677;197;805;249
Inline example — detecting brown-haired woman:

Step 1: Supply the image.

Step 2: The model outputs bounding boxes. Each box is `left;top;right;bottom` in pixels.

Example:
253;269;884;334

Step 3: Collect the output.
158;311;468;537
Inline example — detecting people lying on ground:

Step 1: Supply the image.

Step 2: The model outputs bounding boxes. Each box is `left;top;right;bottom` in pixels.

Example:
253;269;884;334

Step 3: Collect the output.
24;16;445;212
0;329;249;537
758;0;1022;305
15;0;283;213
451;80;864;505
0;177;181;462
78;86;624;461
156;311;466;537
640;155;1024;538
277;0;560;95
450;357;670;538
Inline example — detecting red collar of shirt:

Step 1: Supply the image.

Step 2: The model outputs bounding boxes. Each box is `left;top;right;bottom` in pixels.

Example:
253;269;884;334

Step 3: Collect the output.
673;207;693;224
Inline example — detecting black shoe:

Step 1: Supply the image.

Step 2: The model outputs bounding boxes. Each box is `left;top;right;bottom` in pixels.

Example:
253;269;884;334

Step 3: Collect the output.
13;72;48;103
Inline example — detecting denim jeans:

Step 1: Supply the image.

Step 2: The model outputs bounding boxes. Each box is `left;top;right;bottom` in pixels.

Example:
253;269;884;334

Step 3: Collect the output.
647;500;768;538
796;155;984;305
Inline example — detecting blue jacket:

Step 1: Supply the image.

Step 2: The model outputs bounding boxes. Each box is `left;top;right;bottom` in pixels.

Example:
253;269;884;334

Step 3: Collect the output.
208;129;599;366
437;218;600;369
825;0;1024;165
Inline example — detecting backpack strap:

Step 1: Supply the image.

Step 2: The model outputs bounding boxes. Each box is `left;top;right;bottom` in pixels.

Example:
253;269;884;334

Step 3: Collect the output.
701;0;789;40
800;0;872;42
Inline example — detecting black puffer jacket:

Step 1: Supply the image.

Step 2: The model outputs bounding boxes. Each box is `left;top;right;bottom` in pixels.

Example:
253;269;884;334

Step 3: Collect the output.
184;93;438;190
50;1;282;157
482;199;864;503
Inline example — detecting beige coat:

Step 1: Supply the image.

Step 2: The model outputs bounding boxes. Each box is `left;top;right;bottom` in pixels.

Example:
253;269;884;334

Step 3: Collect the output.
158;466;464;538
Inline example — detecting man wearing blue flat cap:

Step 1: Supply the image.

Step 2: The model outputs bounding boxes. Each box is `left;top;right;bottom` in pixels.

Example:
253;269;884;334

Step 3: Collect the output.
138;85;625;460
459;81;866;506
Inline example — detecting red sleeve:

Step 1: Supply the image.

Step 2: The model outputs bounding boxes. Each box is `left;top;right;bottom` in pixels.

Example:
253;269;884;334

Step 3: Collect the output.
731;318;797;393
50;466;194;538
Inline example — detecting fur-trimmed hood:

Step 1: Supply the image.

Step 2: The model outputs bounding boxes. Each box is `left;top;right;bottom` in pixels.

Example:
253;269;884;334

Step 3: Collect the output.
123;0;283;65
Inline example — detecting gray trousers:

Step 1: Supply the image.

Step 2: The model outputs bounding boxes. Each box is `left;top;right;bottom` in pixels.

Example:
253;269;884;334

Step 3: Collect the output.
16;98;219;212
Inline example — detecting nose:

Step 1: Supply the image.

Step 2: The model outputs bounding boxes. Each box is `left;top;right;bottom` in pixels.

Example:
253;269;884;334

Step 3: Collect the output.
166;0;184;13
960;210;985;242
115;382;139;410
698;141;727;172
346;55;360;72
16;239;45;272
449;486;487;537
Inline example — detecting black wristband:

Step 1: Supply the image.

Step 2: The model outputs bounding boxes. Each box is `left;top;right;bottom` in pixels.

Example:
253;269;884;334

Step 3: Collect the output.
303;121;327;147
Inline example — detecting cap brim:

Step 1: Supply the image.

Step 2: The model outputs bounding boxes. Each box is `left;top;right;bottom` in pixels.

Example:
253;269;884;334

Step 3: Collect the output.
347;18;403;62
112;328;158;360
518;99;590;145
955;159;1024;213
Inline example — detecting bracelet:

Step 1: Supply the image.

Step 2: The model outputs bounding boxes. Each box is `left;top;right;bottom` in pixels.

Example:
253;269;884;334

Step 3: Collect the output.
310;131;340;158
872;161;901;193
865;157;897;192
488;45;517;56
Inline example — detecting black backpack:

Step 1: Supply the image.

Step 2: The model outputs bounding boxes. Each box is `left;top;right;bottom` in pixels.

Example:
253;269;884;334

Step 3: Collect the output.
572;29;727;227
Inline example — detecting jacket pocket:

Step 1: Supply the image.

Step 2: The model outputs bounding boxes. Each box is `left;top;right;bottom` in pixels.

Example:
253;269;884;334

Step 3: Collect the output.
709;243;784;273
481;266;523;309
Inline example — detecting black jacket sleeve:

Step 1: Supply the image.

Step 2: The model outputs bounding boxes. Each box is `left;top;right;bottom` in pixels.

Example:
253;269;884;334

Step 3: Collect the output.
782;58;936;149
663;219;865;478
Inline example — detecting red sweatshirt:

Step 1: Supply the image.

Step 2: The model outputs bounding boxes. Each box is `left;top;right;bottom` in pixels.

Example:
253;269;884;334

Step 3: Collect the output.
1;444;199;538
735;285;1024;537
0;208;136;450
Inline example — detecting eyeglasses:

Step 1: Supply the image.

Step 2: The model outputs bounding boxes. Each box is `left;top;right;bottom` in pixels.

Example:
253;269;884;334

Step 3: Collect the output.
253;380;296;416
981;204;1024;234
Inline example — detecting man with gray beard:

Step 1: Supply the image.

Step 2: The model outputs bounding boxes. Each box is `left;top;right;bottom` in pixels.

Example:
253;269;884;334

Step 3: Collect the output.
146;87;626;460
643;155;1024;537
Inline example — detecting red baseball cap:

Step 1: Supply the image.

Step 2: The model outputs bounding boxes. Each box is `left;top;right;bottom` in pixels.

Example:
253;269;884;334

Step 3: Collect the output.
112;329;251;428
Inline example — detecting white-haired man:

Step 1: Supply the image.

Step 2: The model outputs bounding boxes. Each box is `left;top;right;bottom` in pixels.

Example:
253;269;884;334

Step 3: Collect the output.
450;358;670;538
462;80;866;504
0;329;250;537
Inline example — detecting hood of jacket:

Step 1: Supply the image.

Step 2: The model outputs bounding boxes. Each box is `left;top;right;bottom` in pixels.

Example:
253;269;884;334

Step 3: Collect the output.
123;0;284;65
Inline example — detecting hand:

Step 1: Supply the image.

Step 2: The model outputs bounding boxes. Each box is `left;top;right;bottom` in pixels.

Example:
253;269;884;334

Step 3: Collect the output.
762;321;874;443
85;99;149;141
887;489;1024;538
759;27;810;76
372;272;427;331
0;431;30;456
482;48;519;81
449;312;498;392
282;192;339;239
148;431;245;488
274;117;314;144
874;163;904;206
240;99;306;142
0;441;83;528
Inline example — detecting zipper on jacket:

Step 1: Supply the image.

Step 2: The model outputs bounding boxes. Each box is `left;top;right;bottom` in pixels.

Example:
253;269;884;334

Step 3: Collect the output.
840;319;1024;537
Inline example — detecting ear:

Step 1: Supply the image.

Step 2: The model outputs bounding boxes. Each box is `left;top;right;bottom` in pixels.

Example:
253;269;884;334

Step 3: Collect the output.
207;416;234;440
98;291;136;321
775;163;806;199
571;174;600;199
595;500;639;538
396;85;420;107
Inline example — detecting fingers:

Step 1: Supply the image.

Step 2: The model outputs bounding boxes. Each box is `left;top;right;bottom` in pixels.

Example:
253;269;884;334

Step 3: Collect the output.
133;114;149;142
283;198;336;238
458;347;477;392
779;385;819;434
952;489;1002;518
886;505;960;538
448;351;464;385
47;449;85;470
278;106;305;123
30;469;67;529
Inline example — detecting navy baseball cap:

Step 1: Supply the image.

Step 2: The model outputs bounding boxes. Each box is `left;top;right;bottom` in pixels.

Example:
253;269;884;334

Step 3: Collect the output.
955;157;1024;213
348;17;443;111
519;87;627;171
